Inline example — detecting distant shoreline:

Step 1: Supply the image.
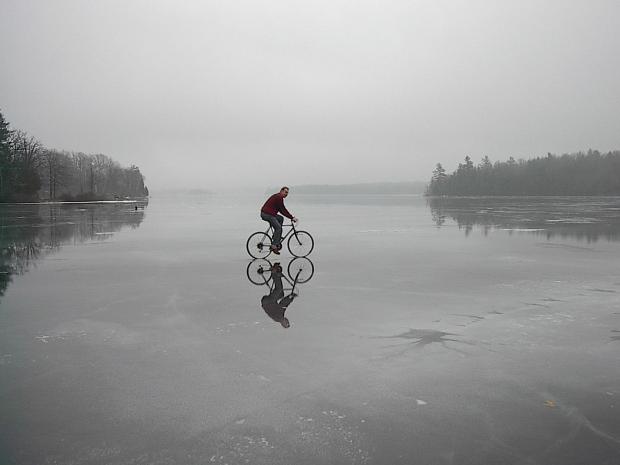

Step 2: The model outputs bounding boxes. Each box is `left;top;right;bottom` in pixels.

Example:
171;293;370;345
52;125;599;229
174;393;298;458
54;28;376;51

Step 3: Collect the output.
281;181;428;195
294;192;425;196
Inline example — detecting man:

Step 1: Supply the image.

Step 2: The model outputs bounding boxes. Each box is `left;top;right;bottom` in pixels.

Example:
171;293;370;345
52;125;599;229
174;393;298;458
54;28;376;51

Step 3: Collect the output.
260;186;298;254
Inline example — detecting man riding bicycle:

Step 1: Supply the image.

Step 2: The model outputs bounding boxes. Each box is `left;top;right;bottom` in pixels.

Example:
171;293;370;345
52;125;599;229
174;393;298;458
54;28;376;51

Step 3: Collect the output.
260;186;298;255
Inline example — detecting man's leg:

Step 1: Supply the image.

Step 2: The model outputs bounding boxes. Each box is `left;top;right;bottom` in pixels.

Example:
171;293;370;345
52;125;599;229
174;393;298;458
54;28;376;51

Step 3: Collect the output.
261;212;283;247
275;215;284;248
269;215;283;247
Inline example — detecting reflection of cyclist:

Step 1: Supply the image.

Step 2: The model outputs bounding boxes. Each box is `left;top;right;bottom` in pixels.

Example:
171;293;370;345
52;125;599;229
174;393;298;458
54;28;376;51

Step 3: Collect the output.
261;263;296;328
260;186;298;255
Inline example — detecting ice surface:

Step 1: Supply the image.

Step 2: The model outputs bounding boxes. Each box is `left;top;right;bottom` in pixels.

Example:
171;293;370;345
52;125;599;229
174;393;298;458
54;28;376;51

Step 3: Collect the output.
1;195;619;464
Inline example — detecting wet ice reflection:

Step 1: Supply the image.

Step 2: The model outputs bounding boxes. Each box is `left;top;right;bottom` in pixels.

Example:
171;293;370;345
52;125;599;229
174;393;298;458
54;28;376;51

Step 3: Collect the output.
428;196;620;241
1;195;619;464
0;202;146;298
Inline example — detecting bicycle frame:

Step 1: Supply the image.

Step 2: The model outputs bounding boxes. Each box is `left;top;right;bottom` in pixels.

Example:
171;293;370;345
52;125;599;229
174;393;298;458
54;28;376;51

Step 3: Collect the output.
264;222;304;246
247;221;313;259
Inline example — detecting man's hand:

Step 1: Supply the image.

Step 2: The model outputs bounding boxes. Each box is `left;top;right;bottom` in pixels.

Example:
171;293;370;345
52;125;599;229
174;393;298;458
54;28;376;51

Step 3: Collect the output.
292;217;298;223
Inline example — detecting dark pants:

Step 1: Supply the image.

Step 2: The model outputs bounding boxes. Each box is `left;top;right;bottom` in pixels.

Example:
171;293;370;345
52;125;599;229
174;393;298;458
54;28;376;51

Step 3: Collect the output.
261;212;284;247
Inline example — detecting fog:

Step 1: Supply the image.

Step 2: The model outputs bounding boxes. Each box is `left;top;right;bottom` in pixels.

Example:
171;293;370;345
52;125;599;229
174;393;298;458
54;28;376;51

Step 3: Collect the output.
1;0;619;190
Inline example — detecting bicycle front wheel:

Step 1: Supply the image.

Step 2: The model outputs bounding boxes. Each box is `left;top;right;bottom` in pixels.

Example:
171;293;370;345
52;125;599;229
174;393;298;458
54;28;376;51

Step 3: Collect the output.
287;230;314;257
246;232;272;259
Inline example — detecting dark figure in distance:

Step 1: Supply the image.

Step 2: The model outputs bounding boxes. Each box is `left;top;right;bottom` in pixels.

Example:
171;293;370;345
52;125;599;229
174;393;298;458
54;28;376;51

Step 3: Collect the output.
260;186;298;254
261;263;296;328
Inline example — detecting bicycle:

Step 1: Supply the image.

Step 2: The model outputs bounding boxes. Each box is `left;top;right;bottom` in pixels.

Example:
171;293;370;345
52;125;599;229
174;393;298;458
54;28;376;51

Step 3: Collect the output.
246;221;314;259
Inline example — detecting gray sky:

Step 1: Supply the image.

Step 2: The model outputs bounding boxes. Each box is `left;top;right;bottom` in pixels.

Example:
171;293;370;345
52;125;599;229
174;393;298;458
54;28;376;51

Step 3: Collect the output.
1;0;619;190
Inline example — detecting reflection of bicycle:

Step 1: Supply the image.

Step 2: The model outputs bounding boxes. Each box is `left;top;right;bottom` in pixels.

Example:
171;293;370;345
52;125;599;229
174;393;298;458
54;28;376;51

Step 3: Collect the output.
246;257;315;287
246;222;314;259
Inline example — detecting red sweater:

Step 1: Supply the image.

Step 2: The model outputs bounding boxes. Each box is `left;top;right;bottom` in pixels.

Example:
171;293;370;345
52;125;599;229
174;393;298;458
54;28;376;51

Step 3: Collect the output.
261;193;293;219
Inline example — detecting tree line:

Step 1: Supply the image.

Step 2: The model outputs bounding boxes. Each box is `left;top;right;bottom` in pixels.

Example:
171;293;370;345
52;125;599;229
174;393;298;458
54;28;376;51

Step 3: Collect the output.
0;110;149;202
427;151;620;196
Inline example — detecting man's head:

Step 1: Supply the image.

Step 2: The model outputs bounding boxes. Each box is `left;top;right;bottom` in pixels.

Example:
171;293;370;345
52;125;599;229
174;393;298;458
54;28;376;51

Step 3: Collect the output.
280;186;289;198
280;317;290;328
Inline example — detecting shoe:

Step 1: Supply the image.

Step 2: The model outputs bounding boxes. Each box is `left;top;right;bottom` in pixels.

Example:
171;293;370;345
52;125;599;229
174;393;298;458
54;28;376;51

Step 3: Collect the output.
270;245;280;255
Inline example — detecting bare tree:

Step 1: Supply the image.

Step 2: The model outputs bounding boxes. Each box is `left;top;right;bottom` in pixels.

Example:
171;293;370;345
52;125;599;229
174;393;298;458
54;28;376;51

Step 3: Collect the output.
8;130;42;196
0;111;13;198
70;152;90;194
10;130;42;169
40;150;71;200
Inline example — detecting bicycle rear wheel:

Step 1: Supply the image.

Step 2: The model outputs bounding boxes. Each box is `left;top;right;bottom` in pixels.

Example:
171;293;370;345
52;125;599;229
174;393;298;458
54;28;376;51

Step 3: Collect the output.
246;232;272;259
287;230;314;257
246;259;272;285
287;257;315;283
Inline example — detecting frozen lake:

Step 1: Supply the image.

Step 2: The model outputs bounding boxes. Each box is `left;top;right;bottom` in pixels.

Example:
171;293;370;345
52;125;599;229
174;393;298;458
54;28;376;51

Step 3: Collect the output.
1;194;619;464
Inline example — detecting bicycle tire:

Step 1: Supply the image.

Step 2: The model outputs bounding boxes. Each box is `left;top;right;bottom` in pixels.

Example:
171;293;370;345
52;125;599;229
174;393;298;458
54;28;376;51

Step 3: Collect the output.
246;231;272;259
246;259;273;285
287;257;315;283
287;230;314;257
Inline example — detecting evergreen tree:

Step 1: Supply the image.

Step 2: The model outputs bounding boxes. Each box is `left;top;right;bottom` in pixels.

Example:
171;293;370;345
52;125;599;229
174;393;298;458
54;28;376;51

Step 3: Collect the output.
428;163;447;195
426;151;620;196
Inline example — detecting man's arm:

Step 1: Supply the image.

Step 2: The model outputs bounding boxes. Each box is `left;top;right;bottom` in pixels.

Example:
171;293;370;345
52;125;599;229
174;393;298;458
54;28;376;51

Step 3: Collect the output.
277;198;294;220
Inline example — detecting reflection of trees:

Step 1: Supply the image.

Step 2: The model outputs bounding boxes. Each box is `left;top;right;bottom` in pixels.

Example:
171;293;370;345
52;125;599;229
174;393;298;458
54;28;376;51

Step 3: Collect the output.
0;203;146;296
430;202;446;227
427;196;620;242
